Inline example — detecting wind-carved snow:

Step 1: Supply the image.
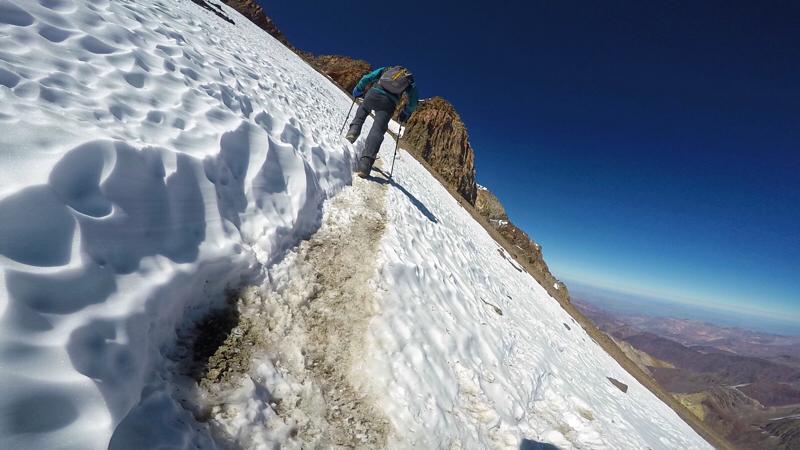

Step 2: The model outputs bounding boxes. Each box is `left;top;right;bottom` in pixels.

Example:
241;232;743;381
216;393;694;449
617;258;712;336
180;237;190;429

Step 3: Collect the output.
0;0;714;449
0;0;359;448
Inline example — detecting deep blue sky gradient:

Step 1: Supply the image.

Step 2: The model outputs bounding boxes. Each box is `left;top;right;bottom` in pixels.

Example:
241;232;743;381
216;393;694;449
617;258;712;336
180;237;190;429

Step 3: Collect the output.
257;1;800;327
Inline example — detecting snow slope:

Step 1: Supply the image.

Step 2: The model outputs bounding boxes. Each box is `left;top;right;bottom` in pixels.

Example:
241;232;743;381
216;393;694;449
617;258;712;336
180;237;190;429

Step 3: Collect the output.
0;0;359;448
367;153;712;449
0;0;713;449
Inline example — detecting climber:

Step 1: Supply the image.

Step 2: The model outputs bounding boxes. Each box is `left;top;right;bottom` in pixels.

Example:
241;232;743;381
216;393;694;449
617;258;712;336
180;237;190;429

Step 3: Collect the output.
346;66;419;178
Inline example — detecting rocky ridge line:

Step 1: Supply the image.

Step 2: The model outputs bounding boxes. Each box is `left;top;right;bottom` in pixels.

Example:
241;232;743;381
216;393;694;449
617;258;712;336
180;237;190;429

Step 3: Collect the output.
403;97;478;204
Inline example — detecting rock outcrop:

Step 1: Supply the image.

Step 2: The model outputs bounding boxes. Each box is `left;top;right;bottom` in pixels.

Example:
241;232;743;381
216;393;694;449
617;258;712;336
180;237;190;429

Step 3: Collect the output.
402;97;478;204
220;1;293;48
476;187;508;222
220;1;370;93
304;55;371;92
496;221;569;300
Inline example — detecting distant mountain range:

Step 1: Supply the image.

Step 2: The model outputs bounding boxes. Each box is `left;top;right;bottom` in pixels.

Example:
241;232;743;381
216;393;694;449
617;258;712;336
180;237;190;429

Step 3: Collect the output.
575;297;800;449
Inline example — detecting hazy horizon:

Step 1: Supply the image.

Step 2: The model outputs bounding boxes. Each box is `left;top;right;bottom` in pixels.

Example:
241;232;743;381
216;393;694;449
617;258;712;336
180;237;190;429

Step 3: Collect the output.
568;279;800;337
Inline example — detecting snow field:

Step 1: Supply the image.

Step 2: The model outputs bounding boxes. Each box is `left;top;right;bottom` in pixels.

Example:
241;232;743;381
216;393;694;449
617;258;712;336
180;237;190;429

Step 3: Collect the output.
0;0;364;448
366;149;713;449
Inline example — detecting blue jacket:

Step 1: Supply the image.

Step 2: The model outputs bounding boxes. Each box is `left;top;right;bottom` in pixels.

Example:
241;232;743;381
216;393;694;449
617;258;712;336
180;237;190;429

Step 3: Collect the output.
355;67;419;116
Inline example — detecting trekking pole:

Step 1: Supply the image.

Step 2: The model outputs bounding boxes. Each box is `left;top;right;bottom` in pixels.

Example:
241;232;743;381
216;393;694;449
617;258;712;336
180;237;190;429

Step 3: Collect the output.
339;98;356;134
389;125;402;179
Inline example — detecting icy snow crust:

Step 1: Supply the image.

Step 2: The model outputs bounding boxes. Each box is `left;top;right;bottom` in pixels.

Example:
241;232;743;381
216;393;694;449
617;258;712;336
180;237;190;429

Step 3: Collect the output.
0;0;713;449
0;0;357;448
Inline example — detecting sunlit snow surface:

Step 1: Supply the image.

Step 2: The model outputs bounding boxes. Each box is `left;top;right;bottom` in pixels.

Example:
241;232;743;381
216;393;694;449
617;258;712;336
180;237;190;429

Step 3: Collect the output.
0;0;711;449
0;0;356;448
370;154;711;449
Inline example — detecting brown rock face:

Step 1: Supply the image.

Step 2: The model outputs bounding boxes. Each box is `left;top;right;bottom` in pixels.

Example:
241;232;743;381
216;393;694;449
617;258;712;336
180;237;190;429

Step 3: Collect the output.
304;55;371;92
402;97;478;204
497;222;567;298
475;188;508;222
220;2;369;93
220;1;293;48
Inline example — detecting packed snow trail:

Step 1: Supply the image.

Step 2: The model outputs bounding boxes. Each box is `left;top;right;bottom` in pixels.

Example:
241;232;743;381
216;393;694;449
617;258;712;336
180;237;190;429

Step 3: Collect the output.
183;171;392;448
0;0;715;449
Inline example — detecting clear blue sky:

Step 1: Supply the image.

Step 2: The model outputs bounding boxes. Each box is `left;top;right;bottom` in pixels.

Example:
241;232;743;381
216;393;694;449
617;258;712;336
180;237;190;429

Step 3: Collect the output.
258;1;799;326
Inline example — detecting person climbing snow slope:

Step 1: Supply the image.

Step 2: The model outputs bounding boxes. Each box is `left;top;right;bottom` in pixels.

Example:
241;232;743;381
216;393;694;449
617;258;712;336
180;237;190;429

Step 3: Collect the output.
346;66;419;177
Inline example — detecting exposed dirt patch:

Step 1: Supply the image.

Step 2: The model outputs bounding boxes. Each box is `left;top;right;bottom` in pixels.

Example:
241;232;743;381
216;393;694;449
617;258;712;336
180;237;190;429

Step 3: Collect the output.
178;169;391;448
197;309;259;389
263;172;390;447
172;290;262;389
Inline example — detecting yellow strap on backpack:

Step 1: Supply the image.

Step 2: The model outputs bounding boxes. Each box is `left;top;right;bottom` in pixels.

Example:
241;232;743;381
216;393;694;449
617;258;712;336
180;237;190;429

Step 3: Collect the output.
392;68;408;80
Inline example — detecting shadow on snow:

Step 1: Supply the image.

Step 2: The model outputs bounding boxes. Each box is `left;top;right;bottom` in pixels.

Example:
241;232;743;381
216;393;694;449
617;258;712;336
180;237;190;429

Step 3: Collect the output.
371;168;438;224
520;438;562;450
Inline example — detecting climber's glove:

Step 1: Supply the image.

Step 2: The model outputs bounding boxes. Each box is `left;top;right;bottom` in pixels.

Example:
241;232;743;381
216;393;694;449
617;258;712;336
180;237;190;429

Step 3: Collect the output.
398;110;411;124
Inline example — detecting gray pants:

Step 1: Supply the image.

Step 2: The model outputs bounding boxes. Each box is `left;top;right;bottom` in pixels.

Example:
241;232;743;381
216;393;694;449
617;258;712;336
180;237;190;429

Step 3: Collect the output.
348;88;396;173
